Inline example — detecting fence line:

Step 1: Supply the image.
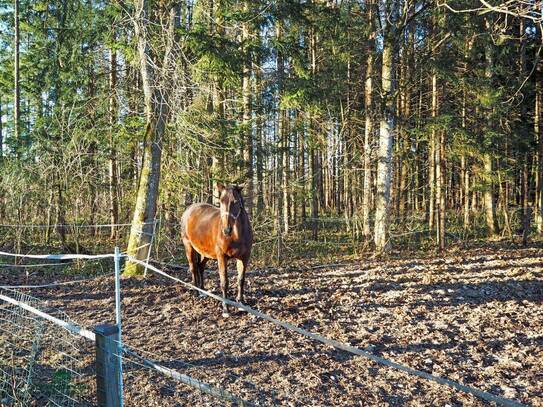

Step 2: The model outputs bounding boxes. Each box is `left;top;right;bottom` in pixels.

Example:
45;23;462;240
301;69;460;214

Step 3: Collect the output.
0;291;96;341
0;250;116;260
0;262;70;268
0;274;114;289
128;256;526;407
0;222;152;229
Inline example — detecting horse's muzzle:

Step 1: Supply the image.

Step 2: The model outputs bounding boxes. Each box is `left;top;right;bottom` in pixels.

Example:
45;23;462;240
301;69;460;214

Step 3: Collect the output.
223;226;232;236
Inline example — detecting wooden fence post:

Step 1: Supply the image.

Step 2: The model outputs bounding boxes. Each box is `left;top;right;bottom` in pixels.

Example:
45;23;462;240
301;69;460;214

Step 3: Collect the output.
95;324;122;407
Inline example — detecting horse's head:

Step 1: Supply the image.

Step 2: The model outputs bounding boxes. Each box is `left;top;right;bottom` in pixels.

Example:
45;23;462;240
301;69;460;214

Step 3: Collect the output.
217;183;245;237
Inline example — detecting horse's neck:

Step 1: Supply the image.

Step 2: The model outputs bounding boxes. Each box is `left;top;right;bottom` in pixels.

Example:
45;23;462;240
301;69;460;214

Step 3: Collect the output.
235;208;248;230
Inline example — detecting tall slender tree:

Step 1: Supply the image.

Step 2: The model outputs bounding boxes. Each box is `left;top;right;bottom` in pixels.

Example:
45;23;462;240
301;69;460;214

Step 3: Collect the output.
125;0;177;275
374;0;399;252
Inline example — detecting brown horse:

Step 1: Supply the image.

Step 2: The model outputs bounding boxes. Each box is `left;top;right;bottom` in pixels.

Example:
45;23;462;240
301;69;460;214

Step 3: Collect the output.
181;183;253;316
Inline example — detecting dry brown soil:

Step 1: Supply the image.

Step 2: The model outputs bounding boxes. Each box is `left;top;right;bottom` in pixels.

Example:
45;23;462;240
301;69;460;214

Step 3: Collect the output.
2;242;542;406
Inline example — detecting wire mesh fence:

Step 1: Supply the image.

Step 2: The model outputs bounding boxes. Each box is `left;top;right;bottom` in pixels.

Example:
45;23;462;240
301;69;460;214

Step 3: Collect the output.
0;287;96;406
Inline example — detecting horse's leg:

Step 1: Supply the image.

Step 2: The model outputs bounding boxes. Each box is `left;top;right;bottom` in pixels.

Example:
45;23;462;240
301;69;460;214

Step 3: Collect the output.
183;239;199;289
217;254;229;317
198;257;209;289
236;257;249;303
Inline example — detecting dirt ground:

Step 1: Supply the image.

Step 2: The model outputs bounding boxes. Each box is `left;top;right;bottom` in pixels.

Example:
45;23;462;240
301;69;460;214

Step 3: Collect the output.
2;242;542;406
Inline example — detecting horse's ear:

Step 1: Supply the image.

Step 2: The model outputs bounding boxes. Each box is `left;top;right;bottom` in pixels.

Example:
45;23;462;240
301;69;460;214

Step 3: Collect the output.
216;182;225;193
235;183;245;193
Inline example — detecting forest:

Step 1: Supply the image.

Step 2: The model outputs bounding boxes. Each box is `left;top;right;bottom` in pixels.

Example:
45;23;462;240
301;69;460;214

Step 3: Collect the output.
0;2;542;406
0;0;542;263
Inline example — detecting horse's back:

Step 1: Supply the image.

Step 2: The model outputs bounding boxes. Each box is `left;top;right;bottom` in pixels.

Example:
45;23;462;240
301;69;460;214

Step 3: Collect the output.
182;203;220;232
181;203;221;257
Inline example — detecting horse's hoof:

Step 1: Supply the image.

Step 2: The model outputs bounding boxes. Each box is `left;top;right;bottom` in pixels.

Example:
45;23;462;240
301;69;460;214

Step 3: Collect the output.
222;312;230;318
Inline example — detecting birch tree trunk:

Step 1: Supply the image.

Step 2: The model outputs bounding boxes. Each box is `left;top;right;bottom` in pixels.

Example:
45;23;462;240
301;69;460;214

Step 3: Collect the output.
125;0;174;275
373;0;398;252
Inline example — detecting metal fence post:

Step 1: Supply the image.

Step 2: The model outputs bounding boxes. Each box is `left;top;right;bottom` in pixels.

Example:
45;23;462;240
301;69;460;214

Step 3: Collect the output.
94;324;122;407
114;246;124;406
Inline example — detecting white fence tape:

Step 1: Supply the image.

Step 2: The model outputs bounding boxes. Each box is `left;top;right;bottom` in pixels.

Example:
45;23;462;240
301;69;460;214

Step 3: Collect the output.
0;222;144;229
0;250;115;260
0;274;113;289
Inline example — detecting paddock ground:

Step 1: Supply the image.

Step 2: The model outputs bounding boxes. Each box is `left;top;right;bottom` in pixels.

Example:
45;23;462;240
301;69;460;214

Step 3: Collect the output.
2;242;542;406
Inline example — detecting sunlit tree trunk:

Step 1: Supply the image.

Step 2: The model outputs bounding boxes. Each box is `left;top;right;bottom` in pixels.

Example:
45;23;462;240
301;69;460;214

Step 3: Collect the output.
109;43;119;239
432;11;446;250
374;0;398;252
0;96;3;221
483;19;498;236
0;96;3;160
14;0;20;155
125;0;174;275
436;127;446;250
461;37;470;228
362;0;375;239
299;113;306;222
210;0;225;206
309;26;318;239
429;73;437;233
535;57;543;232
242;0;254;216
255;61;264;216
282;113;290;233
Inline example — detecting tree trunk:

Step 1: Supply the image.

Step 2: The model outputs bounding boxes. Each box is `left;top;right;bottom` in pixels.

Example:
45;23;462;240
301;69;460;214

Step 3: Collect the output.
210;0;225;206
429;73;437;233
436;129;446;250
362;0;375;239
536;58;543;232
483;21;498;236
282;113;290;233
109;44;119;239
309;26;318;240
299;114;306;222
461;43;470;228
125;0;174;275
374;2;397;252
14;0;20;155
0;96;3;160
242;0;254;216
255;63;264;216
